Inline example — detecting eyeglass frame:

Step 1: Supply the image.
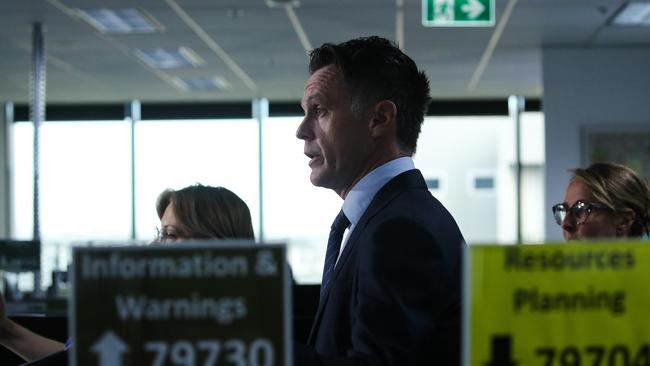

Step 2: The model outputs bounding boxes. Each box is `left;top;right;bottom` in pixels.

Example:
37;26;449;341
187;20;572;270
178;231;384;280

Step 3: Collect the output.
551;200;613;226
153;227;164;243
154;226;179;244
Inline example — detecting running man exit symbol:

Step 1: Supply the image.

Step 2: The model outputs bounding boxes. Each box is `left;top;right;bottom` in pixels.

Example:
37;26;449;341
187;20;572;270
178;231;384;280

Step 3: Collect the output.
486;335;518;366
422;0;495;27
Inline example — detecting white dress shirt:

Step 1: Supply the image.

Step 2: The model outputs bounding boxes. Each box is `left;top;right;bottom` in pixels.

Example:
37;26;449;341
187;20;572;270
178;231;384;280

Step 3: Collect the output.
335;156;415;265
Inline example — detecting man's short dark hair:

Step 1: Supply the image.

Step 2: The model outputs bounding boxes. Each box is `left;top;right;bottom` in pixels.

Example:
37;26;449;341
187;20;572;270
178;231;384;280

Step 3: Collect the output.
308;36;431;154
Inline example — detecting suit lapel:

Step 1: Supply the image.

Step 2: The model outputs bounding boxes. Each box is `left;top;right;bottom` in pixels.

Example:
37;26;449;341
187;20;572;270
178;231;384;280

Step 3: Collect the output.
307;169;427;344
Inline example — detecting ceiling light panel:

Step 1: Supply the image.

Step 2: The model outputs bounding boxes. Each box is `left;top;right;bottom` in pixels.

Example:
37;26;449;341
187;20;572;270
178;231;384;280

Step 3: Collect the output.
76;8;164;33
135;47;205;69
265;0;301;8
174;76;232;91
612;2;650;26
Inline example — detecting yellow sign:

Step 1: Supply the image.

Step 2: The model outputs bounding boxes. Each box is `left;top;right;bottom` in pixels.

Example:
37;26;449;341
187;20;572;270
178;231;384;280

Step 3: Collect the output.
466;241;650;366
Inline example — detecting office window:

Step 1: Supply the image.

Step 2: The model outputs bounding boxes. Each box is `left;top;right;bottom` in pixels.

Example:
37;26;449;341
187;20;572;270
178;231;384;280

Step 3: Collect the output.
475;177;495;189
262;117;341;284
11;120;132;288
467;170;497;196
133;119;260;241
425;178;440;190
8;108;546;289
421;170;448;203
11;121;132;241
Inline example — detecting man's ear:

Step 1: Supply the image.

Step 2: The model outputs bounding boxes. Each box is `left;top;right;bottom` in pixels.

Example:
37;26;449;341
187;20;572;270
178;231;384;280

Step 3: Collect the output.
616;208;636;237
369;100;397;138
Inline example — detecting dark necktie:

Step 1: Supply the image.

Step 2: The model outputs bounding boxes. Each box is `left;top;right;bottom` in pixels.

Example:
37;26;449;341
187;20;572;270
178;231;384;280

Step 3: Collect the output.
320;210;350;300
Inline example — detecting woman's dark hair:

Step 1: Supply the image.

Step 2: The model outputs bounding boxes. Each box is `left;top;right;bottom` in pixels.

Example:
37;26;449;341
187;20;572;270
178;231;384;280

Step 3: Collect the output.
308;36;431;155
156;184;254;240
571;162;650;237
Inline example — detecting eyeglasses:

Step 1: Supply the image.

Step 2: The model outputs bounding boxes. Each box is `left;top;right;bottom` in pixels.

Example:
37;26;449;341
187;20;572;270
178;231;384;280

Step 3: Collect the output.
154;227;180;244
551;200;612;226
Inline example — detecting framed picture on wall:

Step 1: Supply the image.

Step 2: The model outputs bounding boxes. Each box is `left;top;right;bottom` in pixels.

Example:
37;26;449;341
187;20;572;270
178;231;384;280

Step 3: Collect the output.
582;124;650;179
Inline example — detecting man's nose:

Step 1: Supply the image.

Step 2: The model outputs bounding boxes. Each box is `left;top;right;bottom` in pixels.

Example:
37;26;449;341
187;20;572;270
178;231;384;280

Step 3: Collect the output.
296;116;312;140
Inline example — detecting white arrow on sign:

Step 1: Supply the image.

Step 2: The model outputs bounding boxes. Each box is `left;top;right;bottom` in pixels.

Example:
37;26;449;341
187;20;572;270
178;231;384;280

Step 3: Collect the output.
462;0;485;19
91;330;129;366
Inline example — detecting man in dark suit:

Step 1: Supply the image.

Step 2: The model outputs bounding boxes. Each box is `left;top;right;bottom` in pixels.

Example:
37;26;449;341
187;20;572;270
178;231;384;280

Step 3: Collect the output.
294;36;466;365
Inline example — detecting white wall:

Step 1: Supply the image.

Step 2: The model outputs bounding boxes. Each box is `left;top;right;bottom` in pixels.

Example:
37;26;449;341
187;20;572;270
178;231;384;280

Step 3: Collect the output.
542;47;650;241
416;115;545;245
416;117;505;244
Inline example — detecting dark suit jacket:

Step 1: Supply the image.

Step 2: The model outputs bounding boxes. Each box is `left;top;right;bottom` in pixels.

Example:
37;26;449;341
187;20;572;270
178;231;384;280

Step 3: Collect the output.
294;169;465;366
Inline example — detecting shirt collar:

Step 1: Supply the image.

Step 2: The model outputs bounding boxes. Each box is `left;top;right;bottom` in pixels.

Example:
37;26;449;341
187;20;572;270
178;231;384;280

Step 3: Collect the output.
342;157;415;226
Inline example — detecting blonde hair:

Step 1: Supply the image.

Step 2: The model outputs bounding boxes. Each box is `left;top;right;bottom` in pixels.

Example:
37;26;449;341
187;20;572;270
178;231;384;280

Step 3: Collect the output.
571;162;650;237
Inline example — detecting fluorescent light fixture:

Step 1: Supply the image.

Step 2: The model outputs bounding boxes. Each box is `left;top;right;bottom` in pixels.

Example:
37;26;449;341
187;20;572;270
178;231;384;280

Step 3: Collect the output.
265;0;300;8
76;8;164;33
135;47;205;69
612;2;650;26
172;76;232;91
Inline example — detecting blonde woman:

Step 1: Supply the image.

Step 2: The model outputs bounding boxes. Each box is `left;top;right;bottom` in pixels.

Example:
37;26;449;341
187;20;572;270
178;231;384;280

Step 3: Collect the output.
552;162;650;240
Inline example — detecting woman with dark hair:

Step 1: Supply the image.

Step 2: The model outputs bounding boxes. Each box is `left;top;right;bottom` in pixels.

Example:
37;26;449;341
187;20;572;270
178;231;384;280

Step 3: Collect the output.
0;184;256;364
552;162;650;240
155;184;255;242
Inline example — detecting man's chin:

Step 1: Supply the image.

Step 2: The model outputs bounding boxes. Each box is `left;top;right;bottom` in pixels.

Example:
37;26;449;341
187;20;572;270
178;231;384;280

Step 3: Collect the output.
309;171;334;189
309;175;327;188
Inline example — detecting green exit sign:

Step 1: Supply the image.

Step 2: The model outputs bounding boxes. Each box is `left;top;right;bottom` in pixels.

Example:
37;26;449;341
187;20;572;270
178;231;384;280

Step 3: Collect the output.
422;0;495;27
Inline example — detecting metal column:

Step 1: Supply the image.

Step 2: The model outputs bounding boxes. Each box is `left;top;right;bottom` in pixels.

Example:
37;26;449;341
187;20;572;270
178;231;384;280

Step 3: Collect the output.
31;23;46;242
508;95;525;244
126;101;141;241
30;23;46;293
252;98;269;242
1;103;13;238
